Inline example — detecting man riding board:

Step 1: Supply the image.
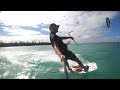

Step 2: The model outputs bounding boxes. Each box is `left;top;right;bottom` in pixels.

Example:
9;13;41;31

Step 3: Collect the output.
49;23;89;72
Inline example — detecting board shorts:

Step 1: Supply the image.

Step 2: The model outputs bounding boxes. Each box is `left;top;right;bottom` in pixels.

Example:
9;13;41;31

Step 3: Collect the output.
61;50;77;60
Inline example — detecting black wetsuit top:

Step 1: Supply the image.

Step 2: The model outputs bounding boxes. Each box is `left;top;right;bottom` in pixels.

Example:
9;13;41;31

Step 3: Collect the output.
50;33;77;60
50;33;68;54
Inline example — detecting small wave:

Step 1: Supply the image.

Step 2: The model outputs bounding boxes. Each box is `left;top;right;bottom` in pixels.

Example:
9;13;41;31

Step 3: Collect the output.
16;74;29;79
2;71;10;78
41;54;60;63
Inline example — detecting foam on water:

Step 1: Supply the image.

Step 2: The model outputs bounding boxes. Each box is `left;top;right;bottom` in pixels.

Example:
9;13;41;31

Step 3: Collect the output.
3;71;10;78
42;54;60;63
16;74;29;79
0;46;92;79
0;47;54;79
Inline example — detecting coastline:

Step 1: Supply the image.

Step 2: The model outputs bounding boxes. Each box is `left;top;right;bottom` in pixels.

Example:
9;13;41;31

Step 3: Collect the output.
0;42;120;47
0;42;51;47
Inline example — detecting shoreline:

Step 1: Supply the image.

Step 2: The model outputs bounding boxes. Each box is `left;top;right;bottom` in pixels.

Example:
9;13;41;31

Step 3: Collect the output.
0;42;51;47
0;42;120;47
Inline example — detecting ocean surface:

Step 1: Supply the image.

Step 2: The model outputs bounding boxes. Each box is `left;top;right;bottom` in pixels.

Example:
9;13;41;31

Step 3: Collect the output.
0;43;120;79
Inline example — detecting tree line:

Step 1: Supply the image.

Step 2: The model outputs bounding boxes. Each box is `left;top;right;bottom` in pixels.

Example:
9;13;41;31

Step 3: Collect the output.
0;41;51;47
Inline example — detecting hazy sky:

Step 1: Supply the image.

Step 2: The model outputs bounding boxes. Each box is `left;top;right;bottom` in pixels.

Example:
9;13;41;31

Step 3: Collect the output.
0;11;120;43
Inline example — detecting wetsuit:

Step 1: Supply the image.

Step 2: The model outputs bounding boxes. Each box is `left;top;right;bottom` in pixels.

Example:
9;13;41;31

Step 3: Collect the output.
50;33;77;60
50;33;89;72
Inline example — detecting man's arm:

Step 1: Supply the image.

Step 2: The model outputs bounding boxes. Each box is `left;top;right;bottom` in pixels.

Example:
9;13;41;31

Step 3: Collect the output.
53;43;73;72
60;36;73;40
53;43;65;61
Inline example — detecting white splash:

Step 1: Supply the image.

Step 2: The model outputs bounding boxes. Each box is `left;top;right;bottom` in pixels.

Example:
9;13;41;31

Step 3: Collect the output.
2;71;9;78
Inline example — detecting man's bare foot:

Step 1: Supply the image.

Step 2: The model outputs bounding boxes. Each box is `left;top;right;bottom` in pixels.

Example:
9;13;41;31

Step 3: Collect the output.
75;67;83;72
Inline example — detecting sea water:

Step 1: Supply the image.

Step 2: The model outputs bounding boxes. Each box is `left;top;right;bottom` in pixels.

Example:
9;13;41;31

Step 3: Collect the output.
0;43;120;79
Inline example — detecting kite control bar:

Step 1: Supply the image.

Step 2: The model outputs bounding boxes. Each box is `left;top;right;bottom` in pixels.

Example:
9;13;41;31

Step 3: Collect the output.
68;30;79;46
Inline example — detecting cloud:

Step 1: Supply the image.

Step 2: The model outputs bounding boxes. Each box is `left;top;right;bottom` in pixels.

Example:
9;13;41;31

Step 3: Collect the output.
2;26;41;36
58;11;119;43
0;35;49;43
0;11;66;27
0;11;119;43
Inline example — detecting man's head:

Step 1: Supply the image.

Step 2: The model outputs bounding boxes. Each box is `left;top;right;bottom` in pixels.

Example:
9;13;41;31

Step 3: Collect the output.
49;23;60;33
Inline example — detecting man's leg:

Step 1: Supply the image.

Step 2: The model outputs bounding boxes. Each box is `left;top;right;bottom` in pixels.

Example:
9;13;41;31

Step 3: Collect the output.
67;50;89;71
66;50;84;68
74;58;84;68
74;58;89;72
64;59;74;72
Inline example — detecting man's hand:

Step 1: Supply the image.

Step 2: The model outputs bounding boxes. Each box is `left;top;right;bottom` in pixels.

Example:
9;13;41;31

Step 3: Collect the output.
59;54;65;62
70;37;74;40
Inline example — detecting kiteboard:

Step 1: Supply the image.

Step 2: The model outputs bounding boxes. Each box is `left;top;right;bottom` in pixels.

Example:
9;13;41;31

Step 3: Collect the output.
60;62;97;73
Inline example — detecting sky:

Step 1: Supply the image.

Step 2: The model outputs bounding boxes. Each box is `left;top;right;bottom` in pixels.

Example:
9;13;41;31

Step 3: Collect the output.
0;11;120;43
